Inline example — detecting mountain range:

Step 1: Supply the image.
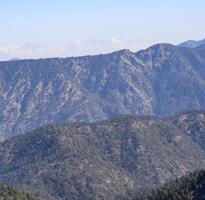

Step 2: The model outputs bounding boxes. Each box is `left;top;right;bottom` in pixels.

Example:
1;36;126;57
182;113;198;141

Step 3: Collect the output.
1;43;205;140
0;111;205;199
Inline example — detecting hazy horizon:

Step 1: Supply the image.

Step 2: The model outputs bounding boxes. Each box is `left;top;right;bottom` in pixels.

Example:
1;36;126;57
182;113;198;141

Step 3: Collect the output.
1;0;205;60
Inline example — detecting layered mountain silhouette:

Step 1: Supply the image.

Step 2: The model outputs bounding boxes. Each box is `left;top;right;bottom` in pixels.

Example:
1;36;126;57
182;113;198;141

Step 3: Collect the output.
0;111;205;199
179;38;205;48
1;43;205;140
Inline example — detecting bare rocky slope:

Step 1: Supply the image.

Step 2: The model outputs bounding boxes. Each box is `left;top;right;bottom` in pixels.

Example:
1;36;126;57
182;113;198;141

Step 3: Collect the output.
0;111;205;199
1;43;205;139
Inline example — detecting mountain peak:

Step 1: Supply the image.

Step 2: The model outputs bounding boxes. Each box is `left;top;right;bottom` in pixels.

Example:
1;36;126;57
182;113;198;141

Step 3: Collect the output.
147;43;177;50
110;48;134;56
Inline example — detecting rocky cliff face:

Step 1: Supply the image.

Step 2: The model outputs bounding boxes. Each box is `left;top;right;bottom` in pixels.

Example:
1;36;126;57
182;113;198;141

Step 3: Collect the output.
0;111;205;200
0;44;205;139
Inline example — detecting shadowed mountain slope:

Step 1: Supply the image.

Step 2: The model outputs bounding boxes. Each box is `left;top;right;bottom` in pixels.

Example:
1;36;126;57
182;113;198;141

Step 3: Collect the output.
0;111;205;199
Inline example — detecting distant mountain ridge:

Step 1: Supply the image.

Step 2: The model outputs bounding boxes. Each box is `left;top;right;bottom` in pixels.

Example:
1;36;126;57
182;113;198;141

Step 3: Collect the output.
0;43;205;139
179;38;205;48
1;111;205;199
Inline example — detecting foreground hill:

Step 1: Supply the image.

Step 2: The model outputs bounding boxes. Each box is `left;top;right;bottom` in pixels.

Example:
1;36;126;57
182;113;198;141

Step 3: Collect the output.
148;169;205;200
0;184;36;200
125;169;205;200
1;43;205;139
0;111;205;199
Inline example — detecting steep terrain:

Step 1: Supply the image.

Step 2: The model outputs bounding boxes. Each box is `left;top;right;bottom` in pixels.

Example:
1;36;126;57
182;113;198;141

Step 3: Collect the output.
0;111;205;199
0;43;205;139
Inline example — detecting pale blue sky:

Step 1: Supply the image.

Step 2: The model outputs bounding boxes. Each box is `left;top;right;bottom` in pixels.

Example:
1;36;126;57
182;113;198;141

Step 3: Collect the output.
0;0;204;59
